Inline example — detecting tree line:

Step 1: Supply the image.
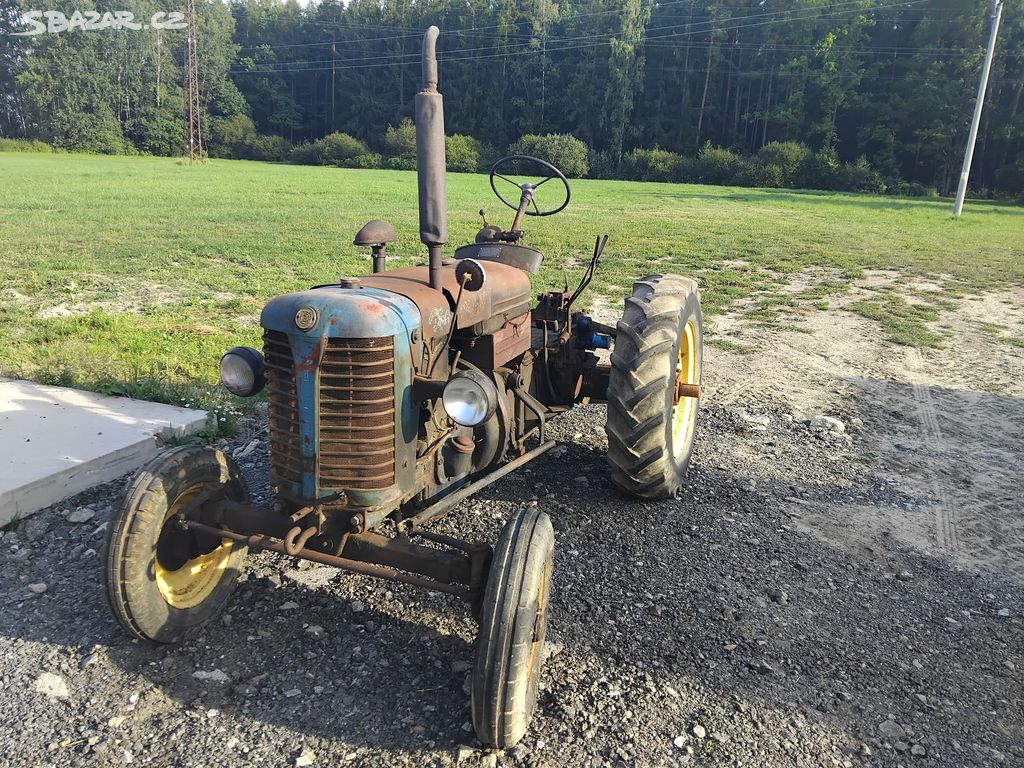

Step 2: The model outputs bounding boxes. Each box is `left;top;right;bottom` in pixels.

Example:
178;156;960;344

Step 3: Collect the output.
1;0;1022;196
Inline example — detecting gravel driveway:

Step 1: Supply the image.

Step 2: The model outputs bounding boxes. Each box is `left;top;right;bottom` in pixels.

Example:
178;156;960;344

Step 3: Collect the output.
2;398;1021;767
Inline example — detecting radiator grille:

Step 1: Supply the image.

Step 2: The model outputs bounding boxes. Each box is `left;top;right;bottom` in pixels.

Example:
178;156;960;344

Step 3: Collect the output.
263;330;302;484
318;337;396;490
262;331;396;493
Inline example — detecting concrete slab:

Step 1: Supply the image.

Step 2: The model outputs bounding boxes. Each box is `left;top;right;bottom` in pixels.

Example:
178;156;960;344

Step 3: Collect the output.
0;379;207;525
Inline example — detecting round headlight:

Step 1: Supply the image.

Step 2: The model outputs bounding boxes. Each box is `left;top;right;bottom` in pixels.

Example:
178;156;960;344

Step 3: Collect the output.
219;347;266;397
442;370;498;427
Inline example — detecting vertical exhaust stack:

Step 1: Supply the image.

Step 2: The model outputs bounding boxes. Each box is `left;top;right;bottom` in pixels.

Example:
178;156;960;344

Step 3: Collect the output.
415;26;448;291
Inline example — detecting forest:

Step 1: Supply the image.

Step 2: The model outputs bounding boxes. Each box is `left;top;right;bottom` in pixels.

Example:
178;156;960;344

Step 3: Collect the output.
1;0;1023;196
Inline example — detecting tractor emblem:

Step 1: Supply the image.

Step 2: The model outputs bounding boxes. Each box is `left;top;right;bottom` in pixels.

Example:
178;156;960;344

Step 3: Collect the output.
294;306;317;330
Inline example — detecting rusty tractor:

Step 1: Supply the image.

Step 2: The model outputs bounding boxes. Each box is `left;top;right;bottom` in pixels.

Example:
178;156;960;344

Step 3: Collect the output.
103;26;702;748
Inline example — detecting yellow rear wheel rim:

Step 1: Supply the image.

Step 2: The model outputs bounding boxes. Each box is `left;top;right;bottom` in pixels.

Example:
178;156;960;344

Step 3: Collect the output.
671;321;698;459
154;487;233;610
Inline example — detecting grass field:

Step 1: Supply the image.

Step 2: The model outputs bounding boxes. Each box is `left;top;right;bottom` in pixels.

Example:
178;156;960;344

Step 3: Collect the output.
2;151;1022;430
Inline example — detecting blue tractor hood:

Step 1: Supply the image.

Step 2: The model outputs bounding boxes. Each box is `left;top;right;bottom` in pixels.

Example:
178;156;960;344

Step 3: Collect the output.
260;285;422;340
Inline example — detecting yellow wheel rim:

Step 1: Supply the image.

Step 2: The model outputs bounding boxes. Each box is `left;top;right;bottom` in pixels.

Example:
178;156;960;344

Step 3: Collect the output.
671;321;699;459
154;486;233;610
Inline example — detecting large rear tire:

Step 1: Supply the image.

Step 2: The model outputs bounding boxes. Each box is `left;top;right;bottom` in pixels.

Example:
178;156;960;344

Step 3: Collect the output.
606;273;702;499
103;445;249;643
471;506;554;748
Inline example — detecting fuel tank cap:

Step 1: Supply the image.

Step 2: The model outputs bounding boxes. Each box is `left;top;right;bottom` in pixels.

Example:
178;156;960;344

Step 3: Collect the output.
339;277;361;289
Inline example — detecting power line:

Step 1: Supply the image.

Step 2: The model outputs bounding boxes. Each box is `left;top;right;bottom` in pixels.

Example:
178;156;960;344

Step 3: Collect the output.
230;0;916;65
230;0;929;75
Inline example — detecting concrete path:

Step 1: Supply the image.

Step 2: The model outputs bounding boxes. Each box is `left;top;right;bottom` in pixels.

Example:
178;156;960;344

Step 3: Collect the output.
0;380;207;525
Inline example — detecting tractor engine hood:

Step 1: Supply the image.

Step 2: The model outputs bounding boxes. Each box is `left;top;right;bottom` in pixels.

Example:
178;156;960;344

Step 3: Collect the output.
359;262;531;336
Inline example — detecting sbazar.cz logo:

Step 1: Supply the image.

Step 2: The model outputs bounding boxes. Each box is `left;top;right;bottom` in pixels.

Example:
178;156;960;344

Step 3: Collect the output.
14;10;187;36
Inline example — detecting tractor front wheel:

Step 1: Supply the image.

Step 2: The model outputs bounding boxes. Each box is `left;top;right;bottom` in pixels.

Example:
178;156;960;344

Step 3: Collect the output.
606;273;703;499
103;445;250;643
471;506;554;748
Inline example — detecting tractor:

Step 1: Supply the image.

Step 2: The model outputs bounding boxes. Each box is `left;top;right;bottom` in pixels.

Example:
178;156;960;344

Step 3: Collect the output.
103;26;703;749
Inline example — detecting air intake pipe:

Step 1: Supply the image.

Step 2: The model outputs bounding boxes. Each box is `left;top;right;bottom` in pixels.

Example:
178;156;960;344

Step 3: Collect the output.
416;26;447;292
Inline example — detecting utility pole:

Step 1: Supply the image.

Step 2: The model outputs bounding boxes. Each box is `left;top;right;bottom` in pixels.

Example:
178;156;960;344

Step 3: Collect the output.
184;0;203;162
331;39;336;133
953;0;1003;217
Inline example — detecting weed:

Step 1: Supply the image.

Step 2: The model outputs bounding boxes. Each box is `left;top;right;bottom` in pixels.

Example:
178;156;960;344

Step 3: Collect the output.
707;338;755;354
974;321;1004;336
848;295;946;348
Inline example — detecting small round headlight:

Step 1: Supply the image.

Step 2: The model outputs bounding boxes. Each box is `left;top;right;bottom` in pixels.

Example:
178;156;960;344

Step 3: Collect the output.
219;347;266;397
442;370;498;427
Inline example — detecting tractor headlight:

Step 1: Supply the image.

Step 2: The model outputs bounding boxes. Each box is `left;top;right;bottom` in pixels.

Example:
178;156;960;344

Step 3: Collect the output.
442;370;498;427
219;347;266;397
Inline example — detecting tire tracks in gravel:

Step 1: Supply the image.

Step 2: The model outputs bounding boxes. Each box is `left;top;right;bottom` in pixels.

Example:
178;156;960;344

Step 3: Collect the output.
904;347;960;557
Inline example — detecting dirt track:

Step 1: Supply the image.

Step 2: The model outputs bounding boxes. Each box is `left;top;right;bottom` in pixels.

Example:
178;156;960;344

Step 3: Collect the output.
2;278;1022;767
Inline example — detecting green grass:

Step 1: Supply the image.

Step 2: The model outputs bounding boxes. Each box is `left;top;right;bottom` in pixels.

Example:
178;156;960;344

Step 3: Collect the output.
847;294;947;348
706;338;755;354
1;151;1022;413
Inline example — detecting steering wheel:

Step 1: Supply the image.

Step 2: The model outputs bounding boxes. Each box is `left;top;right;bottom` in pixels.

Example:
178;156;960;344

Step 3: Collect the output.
489;155;571;217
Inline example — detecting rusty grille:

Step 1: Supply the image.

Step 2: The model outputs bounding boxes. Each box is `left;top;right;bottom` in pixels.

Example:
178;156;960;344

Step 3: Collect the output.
319;337;396;490
262;331;396;493
263;330;302;484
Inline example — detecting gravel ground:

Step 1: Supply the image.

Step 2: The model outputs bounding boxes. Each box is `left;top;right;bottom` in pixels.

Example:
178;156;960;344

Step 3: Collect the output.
2;400;1022;767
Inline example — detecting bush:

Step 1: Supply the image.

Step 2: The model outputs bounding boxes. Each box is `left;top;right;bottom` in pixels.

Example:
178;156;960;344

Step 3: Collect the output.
587;148;618;180
56;113;128;155
797;147;842;190
742;141;811;188
288;142;319;165
693;143;743;185
314;132;370;166
349;152;382;169
249;134;291;162
838;156;885;193
127;111;184;157
445;134;481;173
509;133;590;178
621;147;688;183
207;115;258;159
384;118;417;157
208;115;289;162
0;138;53;153
756;141;810;185
736;159;783;188
476;142;502;173
885;179;935;197
385;154;417;171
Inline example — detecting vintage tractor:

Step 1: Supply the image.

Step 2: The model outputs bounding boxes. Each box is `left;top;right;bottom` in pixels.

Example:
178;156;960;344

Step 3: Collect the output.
103;26;702;748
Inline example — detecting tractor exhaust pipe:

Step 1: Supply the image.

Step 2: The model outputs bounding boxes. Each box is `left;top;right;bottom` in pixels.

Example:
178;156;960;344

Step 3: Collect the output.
415;26;447;292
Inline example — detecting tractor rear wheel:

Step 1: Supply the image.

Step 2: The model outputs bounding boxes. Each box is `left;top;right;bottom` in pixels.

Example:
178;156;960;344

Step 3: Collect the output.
103;445;250;643
606;273;702;499
471;506;554;748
